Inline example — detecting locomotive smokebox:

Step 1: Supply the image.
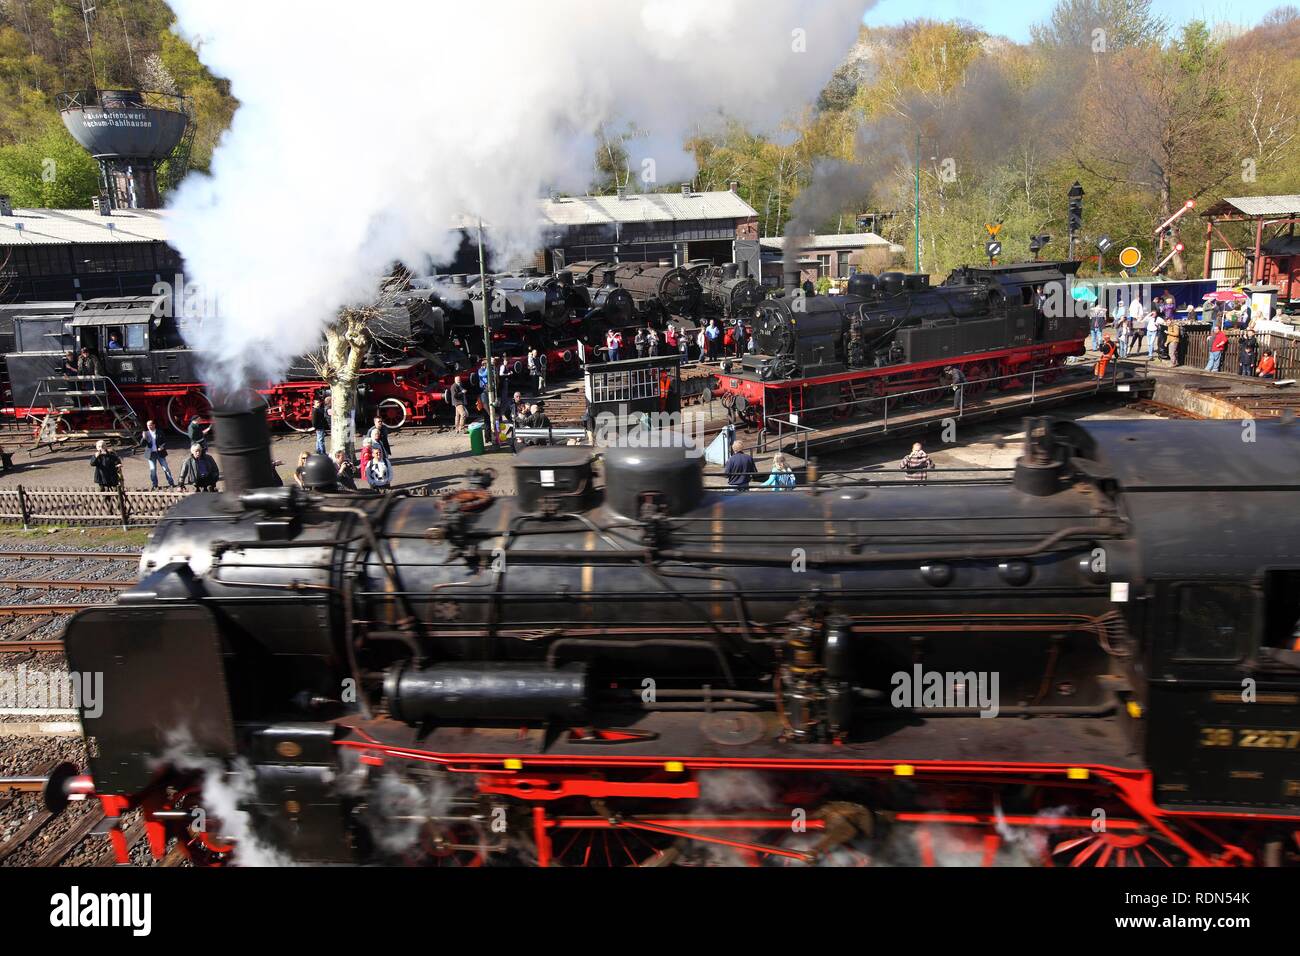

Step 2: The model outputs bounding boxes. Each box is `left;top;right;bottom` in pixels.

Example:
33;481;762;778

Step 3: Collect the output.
212;393;280;496
604;446;704;518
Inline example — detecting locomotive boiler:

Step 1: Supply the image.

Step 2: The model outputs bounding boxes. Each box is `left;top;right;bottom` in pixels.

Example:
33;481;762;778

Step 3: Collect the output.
60;405;1300;867
689;260;764;319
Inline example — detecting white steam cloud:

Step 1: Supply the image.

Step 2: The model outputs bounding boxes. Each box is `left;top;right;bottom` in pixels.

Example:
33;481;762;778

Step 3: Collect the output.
165;0;870;388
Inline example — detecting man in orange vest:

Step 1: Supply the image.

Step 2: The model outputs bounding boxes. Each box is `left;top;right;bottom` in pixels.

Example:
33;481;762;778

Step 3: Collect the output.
1095;333;1118;379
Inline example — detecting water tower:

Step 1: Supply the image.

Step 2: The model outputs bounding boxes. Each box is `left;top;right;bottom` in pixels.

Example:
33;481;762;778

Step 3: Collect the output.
57;89;194;210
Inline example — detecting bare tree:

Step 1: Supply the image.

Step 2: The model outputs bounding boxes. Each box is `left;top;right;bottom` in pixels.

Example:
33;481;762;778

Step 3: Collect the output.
304;277;409;458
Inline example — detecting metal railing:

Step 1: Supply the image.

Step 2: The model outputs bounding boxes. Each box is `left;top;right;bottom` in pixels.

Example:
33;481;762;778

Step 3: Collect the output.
756;359;1133;453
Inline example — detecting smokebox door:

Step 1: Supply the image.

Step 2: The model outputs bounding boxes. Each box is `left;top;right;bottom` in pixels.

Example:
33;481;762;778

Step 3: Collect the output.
64;605;235;794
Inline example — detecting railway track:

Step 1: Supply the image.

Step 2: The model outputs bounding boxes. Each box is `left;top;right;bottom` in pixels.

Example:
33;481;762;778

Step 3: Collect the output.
0;604;103;618
0;638;65;653
0;551;139;561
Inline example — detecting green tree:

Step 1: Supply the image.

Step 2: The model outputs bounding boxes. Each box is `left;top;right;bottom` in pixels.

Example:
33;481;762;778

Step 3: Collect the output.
0;119;100;207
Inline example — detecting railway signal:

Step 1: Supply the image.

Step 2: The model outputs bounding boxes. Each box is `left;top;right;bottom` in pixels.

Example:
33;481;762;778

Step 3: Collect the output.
1153;242;1185;275
985;239;1001;264
1067;182;1084;259
1095;235;1113;272
1029;233;1051;261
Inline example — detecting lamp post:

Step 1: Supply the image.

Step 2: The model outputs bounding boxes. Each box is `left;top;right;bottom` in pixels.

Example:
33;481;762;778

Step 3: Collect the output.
477;217;496;442
913;133;921;272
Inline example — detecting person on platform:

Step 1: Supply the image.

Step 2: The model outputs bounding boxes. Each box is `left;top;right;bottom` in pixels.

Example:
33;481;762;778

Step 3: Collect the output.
1205;326;1228;372
1088;303;1107;351
311;397;328;455
187;414;210;452
334;449;358;491
293;451;311;488
1257;349;1277;381
605;329;622;362
705;319;722;360
1095;333;1118;379
900;442;935;482
60;351;78;376
90;440;122;491
371;414;392;459
1165;318;1183;367
1127;297;1146;354
945;366;967;411
450;375;468;434
1239;330;1260;377
760;452;796;490
180;443;220;492
359;436;392;490
733;314;747;358
635;327;650;359
723;439;757;491
138;419;175;489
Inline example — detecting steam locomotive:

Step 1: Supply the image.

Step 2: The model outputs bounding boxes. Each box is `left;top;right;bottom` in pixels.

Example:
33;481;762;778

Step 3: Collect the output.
59;405;1300;867
714;261;1090;426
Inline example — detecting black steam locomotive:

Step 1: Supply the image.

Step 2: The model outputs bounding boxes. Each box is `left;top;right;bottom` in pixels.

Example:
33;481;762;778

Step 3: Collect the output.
62;408;1300;866
743;261;1086;381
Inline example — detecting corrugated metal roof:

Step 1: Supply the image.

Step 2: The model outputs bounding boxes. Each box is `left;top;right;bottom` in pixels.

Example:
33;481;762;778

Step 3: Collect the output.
0;208;169;246
1221;195;1300;217
540;190;758;226
762;233;903;252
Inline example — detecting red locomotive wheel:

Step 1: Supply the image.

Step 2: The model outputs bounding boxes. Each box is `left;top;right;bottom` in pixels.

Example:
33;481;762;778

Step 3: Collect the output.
166;390;212;436
376;397;408;430
547;826;678;867
278;397;315;432
1046;828;1183;867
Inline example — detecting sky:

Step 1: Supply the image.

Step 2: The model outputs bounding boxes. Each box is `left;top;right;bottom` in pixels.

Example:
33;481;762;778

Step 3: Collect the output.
862;0;1287;42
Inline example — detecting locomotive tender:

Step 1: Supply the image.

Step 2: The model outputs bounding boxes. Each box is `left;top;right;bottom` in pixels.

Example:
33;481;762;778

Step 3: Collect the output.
62;404;1300;866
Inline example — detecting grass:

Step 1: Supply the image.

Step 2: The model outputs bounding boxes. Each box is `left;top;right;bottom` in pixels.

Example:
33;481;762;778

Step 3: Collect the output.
0;525;153;549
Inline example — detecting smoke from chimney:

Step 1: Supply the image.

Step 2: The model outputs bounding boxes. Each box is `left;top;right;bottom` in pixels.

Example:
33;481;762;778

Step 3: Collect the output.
163;0;871;391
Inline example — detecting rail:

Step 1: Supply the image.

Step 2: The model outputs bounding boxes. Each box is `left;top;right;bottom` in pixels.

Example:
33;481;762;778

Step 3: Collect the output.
0;486;189;529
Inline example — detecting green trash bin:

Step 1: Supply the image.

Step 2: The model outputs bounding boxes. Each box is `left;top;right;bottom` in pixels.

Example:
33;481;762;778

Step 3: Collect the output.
468;421;485;455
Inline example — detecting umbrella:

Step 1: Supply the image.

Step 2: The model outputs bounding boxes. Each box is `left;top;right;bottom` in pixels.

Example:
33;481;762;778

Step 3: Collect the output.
1070;285;1098;302
1202;290;1247;302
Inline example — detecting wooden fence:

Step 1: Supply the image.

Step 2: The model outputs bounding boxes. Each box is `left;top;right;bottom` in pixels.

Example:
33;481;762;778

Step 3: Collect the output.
1175;325;1300;379
0;486;191;528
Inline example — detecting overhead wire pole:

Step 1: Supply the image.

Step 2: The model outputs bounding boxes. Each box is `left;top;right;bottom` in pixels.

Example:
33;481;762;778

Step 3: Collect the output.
477;217;497;444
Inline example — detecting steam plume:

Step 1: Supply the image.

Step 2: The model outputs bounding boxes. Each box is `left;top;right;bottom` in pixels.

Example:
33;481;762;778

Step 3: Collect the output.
166;0;871;388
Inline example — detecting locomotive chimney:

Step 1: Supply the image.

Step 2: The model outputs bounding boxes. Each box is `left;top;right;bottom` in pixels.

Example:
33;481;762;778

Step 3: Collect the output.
1013;417;1066;497
737;261;748;279
783;266;800;295
213;393;280;496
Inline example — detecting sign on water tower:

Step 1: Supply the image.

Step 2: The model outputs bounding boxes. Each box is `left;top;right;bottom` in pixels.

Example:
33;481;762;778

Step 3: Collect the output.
57;89;192;210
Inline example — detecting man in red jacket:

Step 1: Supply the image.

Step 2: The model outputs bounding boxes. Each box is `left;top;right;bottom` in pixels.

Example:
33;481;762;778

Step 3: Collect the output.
1205;327;1228;372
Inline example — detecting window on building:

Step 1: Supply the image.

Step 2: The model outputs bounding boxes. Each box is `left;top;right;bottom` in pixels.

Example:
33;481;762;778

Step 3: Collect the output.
817;254;832;277
838;252;850;277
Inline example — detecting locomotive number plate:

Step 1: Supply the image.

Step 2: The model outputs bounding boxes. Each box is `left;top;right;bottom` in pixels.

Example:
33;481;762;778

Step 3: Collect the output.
1199;727;1300;749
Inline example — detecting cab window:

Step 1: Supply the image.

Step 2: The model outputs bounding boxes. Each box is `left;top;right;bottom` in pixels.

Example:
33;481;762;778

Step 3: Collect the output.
125;324;148;351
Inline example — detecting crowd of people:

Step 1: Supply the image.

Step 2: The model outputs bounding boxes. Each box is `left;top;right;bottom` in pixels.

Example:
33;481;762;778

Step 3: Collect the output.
1087;291;1280;379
